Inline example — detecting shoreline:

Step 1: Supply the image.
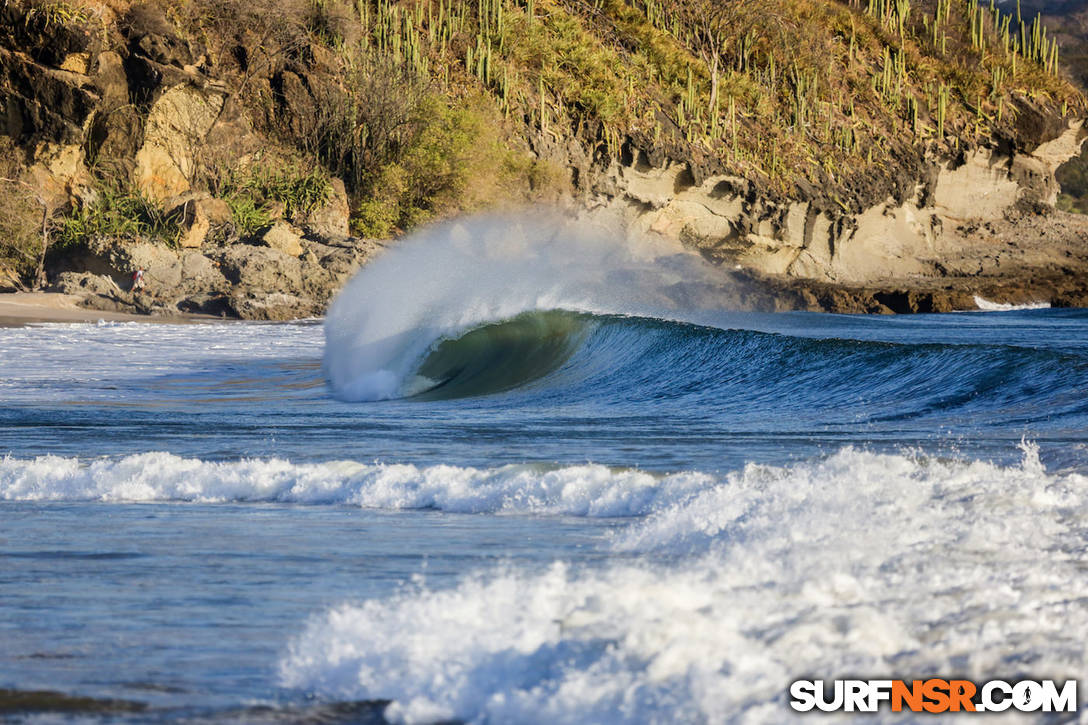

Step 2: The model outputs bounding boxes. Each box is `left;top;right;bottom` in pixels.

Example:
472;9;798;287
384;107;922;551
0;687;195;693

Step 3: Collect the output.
5;204;1087;323
0;293;218;327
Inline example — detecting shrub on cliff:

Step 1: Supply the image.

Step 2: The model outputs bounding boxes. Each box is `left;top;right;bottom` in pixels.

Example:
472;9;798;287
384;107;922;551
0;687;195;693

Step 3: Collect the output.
216;159;333;238
352;95;521;237
58;177;181;249
0;139;57;290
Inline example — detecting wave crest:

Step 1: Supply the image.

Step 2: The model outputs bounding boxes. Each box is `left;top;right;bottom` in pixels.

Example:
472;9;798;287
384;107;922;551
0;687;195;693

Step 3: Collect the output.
278;445;1088;724
322;214;725;401
0;453;713;516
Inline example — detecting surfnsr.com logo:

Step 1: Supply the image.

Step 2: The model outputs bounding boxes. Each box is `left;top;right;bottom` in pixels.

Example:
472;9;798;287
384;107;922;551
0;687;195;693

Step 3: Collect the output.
789;679;1078;713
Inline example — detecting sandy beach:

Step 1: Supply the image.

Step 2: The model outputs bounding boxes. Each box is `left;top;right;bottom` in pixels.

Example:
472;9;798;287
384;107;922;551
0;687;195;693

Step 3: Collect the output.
0;293;210;326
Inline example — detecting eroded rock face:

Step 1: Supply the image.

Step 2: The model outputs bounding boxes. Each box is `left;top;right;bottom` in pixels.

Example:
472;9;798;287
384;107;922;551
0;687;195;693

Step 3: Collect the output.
135;85;225;202
180;251;228;290
218;244;303;292
0;46;97;145
226;291;320;321
50;271;120;297
587;122;1087;288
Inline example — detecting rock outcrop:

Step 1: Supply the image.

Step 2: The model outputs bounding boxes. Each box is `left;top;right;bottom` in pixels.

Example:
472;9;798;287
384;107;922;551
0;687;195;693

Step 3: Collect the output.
575;118;1088;311
50;234;381;320
585;123;1086;287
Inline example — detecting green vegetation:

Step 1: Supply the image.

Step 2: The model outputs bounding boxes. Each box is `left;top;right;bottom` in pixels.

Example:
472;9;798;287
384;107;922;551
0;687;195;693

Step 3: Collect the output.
20;0;90;28
216;160;333;237
268;0;1080;202
5;0;1083;244
58;179;181;249
351;95;545;237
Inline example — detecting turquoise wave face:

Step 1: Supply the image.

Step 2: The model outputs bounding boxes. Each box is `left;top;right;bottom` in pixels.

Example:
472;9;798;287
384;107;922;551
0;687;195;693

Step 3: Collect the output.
412;311;595;400
401;308;1088;439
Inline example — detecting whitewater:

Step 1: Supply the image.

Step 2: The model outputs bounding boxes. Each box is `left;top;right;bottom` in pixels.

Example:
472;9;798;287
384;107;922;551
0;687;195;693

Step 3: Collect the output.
1;215;1087;723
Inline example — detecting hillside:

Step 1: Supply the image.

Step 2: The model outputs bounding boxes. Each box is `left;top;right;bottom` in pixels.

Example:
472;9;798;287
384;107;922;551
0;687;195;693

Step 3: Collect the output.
1;0;1086;315
1021;0;1088;212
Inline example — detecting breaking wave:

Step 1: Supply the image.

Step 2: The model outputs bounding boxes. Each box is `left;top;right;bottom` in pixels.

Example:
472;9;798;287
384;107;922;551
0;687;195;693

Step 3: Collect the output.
973;295;1051;311
0;452;713;516
319;218;1088;436
322;214;727;401
278;443;1088;724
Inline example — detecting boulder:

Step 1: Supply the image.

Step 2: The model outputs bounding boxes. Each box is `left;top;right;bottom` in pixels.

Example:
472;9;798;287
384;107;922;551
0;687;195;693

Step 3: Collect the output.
165;192;232;225
165;192;231;248
218;244;302;293
226;291;319;321
303;178;350;238
258;221;304;257
49;271;120;297
121;242;183;290
315;238;383;286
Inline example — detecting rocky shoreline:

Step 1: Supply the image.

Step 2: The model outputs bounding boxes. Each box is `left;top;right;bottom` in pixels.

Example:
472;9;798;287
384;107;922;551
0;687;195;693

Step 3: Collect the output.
20;201;1087;320
45;195;383;321
753;207;1088;313
3;0;1087;319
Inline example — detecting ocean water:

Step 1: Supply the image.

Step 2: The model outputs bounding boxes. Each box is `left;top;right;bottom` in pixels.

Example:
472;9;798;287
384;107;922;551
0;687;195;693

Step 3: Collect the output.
1;217;1087;723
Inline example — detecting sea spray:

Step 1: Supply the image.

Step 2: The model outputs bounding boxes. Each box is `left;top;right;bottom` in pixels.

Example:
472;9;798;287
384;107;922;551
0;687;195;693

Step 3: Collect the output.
973;295;1052;311
322;213;724;401
278;444;1088;724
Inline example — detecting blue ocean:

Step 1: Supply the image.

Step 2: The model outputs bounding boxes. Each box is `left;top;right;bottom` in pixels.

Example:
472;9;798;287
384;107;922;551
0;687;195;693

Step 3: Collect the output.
1;218;1086;723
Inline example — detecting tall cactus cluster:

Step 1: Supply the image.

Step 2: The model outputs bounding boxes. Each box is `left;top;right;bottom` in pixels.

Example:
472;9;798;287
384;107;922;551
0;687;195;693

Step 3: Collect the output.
321;0;1080;193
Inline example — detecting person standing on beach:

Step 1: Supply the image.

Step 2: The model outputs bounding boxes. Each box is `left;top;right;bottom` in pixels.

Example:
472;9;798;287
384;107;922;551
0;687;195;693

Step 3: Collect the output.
132;269;146;293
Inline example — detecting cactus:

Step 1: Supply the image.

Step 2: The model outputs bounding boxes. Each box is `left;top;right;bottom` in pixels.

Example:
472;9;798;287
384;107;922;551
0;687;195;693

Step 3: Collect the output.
937;82;949;139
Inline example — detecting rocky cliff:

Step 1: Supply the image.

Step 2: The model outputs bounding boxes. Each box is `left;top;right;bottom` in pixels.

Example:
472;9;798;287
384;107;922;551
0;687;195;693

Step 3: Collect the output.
1;0;1086;316
580;119;1088;311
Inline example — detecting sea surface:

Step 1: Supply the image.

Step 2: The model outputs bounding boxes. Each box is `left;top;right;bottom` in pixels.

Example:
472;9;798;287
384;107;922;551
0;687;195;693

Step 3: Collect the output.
1;218;1087;723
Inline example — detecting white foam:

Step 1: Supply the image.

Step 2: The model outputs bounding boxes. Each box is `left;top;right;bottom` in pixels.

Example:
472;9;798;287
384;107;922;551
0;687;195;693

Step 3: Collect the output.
973;295;1051;311
0;453;713;516
322;214;721;401
279;445;1088;723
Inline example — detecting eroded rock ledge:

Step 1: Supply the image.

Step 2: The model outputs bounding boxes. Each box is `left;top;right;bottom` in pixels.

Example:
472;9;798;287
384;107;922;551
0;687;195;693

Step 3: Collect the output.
576;123;1088;312
51;227;381;320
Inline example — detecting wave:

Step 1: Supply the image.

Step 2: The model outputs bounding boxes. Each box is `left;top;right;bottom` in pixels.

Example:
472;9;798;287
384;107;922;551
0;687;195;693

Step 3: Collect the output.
322;214;731;401
278;444;1088;724
325;304;1088;436
319;218;1088;423
973;295;1051;311
409;310;594;399
0;452;714;516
